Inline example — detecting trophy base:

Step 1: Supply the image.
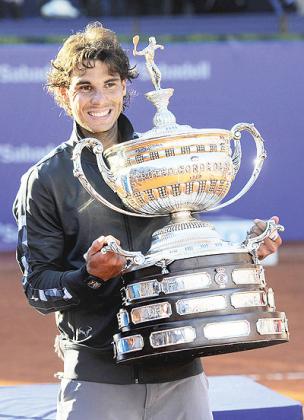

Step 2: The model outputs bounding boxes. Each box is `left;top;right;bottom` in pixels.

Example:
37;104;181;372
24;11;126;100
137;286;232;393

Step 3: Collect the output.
113;314;289;364
113;253;289;363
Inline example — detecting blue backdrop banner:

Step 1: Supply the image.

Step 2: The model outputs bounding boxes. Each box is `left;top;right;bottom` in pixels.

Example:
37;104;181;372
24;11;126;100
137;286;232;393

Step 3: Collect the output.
1;41;303;251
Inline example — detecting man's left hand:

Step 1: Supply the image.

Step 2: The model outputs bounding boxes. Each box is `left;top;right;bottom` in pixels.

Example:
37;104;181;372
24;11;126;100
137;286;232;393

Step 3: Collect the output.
249;216;283;260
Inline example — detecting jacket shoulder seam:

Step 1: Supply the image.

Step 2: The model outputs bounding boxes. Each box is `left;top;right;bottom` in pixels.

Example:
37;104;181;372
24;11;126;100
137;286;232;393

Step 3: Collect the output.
35;142;72;168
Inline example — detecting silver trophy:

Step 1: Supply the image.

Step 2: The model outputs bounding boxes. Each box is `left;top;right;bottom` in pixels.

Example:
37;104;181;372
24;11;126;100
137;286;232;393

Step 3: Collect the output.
73;36;288;363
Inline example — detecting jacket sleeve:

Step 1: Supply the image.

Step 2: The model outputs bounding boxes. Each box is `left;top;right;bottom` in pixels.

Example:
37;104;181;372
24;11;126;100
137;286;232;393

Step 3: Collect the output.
13;165;93;315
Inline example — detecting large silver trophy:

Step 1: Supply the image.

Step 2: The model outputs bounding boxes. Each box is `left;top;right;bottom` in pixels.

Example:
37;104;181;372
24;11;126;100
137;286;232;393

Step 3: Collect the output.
73;36;288;363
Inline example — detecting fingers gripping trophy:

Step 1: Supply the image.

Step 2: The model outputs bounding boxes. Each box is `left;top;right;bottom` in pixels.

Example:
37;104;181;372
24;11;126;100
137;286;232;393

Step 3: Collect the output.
73;36;289;363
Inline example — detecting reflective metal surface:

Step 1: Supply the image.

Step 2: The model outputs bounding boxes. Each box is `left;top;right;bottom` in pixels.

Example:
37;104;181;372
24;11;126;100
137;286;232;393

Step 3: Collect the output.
131;302;172;324
124;272;213;303
176;295;227;315
123;266;267;304
204;320;251;340
149;326;196;348
117;309;130;331
125;279;161;302
119;282;282;332
116;335;144;354
267;288;276;309
214;267;229;287
256;317;288;335
113;311;289;361
162;272;212;294
232;266;266;285
74;125;265;217
230;291;267;309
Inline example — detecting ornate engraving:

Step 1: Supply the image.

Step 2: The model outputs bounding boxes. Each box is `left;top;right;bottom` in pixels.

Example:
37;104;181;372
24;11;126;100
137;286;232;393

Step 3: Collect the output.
214;267;229;287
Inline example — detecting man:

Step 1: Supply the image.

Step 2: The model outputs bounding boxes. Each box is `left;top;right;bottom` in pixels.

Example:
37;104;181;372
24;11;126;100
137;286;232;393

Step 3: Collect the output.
13;22;282;420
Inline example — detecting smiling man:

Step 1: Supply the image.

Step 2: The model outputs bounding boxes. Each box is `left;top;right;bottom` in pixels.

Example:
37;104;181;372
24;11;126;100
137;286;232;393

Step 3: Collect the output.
64;61;126;148
13;23;282;420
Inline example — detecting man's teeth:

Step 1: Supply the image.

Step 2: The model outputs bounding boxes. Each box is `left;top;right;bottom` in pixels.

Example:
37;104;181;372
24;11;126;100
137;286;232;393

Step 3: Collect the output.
89;110;110;117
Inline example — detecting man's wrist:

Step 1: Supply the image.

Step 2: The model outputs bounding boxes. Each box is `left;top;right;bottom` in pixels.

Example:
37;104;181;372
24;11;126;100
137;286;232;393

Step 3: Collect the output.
81;265;104;289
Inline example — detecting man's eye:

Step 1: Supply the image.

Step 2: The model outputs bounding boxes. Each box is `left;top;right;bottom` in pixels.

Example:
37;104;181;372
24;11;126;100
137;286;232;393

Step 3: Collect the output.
79;85;92;92
105;82;116;88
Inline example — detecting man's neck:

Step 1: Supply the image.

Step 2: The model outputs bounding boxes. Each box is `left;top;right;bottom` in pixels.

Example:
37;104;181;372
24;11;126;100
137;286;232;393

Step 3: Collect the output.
81;122;119;150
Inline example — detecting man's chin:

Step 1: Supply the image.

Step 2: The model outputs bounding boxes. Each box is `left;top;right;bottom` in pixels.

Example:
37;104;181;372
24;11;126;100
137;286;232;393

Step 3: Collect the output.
80;119;118;139
84;125;112;135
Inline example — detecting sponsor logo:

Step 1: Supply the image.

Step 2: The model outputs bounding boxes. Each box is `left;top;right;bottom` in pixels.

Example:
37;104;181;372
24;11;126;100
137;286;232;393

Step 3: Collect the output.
135;61;211;81
0;64;50;83
0;61;211;83
0;144;55;164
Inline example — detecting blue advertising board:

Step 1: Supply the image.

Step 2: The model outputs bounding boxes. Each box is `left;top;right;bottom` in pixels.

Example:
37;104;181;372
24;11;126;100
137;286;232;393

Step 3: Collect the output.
0;41;303;251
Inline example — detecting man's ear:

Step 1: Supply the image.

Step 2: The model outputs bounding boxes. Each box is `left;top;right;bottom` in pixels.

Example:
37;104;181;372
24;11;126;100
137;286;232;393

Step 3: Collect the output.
58;87;71;114
59;86;69;104
122;80;127;97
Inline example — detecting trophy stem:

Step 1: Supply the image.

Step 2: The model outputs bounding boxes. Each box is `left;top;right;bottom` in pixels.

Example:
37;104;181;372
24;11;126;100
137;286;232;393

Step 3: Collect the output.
169;210;196;224
140;88;192;139
148;211;224;255
145;88;176;128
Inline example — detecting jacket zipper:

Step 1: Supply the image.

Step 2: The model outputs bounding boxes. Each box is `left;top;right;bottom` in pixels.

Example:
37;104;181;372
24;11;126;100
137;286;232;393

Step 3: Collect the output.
134;364;139;384
123;213;133;252
122;213;139;383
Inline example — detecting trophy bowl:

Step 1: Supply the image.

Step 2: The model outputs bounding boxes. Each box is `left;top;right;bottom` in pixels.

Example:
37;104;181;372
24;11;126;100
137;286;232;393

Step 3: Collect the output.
102;129;236;215
101;123;265;216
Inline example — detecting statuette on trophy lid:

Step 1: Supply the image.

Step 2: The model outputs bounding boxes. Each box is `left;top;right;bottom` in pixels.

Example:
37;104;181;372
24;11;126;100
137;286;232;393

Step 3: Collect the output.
133;35;164;91
133;35;185;135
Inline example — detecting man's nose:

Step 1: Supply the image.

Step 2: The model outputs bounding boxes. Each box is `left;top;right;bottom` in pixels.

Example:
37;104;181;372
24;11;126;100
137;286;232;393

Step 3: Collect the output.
91;89;106;104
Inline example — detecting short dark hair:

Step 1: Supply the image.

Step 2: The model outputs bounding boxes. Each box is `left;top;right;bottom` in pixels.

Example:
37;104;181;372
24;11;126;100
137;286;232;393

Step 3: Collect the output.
47;22;137;115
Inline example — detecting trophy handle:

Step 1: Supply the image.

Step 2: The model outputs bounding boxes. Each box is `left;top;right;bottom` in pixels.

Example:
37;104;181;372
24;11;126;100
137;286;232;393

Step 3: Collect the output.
100;241;146;270
72;138;162;218
231;134;242;177
243;219;285;253
100;241;174;272
208;123;267;212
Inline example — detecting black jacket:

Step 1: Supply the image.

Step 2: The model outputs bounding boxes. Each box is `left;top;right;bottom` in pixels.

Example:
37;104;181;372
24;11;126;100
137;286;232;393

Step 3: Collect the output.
13;114;203;384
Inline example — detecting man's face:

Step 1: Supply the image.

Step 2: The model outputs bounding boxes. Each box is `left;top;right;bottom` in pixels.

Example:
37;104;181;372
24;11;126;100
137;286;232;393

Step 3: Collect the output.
65;60;126;136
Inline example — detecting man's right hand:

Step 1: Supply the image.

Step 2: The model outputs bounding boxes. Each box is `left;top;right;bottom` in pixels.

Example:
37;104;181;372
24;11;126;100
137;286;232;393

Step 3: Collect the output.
85;235;127;281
